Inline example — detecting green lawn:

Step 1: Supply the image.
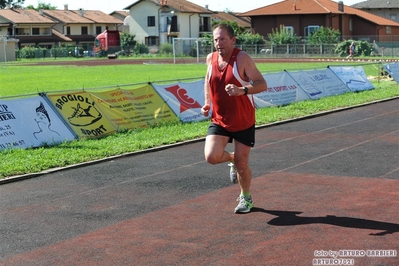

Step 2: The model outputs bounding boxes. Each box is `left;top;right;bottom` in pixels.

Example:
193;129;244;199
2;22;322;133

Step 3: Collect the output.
0;60;398;179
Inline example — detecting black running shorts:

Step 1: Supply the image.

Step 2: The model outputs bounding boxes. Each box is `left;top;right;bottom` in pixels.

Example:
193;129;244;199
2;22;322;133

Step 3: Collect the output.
207;123;255;147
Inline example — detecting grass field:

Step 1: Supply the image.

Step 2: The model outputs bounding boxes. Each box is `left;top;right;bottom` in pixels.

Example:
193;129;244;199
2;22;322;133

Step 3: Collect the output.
0;59;384;97
0;59;398;179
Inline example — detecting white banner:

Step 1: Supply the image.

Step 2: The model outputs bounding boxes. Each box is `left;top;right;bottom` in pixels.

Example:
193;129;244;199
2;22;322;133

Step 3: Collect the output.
0;96;76;150
287;68;350;99
152;80;210;123
329;66;374;92
383;62;399;83
254;72;310;108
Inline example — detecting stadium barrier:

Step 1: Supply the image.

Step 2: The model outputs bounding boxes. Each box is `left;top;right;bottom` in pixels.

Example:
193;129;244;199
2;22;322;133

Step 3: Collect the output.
1;62;398;150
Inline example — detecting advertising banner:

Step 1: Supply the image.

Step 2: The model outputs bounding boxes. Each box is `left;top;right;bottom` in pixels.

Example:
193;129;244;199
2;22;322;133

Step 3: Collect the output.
152;80;209;123
46;91;117;138
254;72;310;108
329;66;374;92
382;62;399;83
287;68;350;99
89;85;176;130
0;96;75;150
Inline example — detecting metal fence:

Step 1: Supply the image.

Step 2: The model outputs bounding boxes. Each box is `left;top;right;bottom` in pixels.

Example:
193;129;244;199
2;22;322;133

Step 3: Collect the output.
10;35;399;60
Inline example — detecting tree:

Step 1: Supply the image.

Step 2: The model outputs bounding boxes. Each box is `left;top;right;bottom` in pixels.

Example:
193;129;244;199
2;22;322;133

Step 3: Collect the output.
267;25;300;45
26;1;57;10
307;26;341;44
236;32;265;45
120;32;136;55
0;0;25;9
212;20;247;36
335;40;375;57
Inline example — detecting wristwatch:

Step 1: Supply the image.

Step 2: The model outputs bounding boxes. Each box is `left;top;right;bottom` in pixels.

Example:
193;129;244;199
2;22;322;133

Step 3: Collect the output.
244;86;248;95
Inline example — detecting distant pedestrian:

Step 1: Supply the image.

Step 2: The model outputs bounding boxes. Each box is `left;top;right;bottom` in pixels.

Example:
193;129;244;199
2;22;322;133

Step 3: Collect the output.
346;42;355;59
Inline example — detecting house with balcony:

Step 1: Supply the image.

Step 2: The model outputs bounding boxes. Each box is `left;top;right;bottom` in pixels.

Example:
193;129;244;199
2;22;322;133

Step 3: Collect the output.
43;5;122;51
0;6;123;51
123;0;214;47
0;8;71;48
240;0;399;42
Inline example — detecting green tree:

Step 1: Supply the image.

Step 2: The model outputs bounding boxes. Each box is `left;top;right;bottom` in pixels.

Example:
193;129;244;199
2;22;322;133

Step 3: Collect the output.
120;32;136;55
236;32;265;45
201;20;264;46
212;20;247;35
267;25;301;44
0;0;24;9
335;40;375;57
308;26;341;44
26;1;57;10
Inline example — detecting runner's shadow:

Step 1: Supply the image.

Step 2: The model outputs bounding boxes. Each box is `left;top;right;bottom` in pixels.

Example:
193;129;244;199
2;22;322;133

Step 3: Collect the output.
251;208;399;236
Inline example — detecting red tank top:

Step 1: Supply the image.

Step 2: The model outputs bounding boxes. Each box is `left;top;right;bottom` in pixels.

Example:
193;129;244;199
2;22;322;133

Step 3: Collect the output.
208;48;255;132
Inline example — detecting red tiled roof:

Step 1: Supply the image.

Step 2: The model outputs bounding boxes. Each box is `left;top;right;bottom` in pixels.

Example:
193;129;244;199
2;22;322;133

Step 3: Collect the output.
241;0;399;26
79;10;122;24
212;12;251;28
125;0;214;14
0;9;55;24
43;10;95;23
110;11;129;17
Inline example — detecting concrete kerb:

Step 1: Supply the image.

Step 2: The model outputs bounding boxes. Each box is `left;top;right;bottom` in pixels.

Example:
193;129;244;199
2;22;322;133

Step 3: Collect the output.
1;96;398;185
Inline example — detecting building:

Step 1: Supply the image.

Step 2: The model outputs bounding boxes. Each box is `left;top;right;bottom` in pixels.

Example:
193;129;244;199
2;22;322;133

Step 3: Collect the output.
352;0;399;22
0;5;122;50
240;0;399;42
109;11;130;32
43;5;122;50
212;11;251;31
0;8;69;48
123;0;215;47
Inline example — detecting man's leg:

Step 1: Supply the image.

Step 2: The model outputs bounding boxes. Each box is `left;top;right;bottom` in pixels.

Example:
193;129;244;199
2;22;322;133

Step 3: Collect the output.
204;134;233;164
233;141;252;193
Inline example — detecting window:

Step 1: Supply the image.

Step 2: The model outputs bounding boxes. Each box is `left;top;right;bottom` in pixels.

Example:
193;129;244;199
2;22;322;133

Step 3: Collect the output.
390;14;397;22
96;26;102;34
283;26;294;37
349;19;353;32
32;28;40;35
145;36;158;46
200;16;211;32
304;25;320;36
148;16;156;27
66;26;71;35
81;26;88;35
167;16;178;32
386;26;392;34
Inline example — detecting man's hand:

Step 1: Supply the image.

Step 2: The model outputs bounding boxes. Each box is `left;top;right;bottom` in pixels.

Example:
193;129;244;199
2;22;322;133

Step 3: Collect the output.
201;104;210;117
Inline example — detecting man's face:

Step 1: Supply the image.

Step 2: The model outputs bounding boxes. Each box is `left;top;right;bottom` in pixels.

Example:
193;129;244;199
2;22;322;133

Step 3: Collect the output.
213;28;235;56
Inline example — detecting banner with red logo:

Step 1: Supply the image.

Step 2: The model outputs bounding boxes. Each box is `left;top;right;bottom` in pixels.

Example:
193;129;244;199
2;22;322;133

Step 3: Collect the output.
152;80;209;123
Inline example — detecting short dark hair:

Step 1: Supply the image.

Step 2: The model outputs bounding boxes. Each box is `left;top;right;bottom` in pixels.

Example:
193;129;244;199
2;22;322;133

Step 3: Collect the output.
213;23;235;38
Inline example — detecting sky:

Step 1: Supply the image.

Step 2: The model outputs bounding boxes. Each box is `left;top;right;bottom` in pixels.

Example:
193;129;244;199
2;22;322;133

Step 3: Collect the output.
21;0;363;14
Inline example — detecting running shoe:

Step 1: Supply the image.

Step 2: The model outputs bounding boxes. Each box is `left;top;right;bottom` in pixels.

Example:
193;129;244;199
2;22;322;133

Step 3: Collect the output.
234;194;253;213
228;162;238;184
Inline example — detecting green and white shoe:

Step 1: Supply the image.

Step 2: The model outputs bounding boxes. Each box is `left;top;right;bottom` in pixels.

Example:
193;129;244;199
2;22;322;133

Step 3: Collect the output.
234;194;253;213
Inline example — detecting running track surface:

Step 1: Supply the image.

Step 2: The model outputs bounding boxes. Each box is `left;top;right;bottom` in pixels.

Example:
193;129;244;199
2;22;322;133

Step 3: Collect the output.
1;99;398;266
